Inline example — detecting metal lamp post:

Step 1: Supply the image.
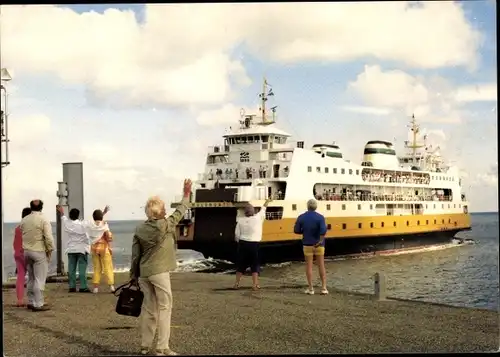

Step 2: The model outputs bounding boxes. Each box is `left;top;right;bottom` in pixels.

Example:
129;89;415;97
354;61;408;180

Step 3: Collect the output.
1;67;12;282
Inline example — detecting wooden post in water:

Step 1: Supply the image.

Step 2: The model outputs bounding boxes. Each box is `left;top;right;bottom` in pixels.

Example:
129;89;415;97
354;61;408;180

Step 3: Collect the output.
373;272;387;301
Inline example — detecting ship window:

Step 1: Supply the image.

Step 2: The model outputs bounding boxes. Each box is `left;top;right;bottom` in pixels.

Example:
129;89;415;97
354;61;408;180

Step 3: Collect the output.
454;204;456;208
393;221;396;227
426;220;429;225
307;166;312;172
448;204;450;208
333;168;337;174
454;221;457;226
425;204;428;209
406;221;409;226
349;169;353;175
370;204;373;210
448;218;451;223
442;204;444;209
433;204;436;209
325;167;329;173
326;204;331;210
341;168;345;174
356;169;360;175
434;219;437;224
342;204;346;210
459;204;461;208
292;204;297;211
442;219;444;224
370;222;374;228
417;221;420;225
247;136;254;143
342;223;346;229
381;222;385;228
316;167;321;173
327;224;331;230
357;204;361;210
358;223;362;229
262;135;269;143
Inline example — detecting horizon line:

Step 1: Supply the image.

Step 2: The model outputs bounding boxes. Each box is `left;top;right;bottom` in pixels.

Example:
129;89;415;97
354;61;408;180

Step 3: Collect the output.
3;210;498;225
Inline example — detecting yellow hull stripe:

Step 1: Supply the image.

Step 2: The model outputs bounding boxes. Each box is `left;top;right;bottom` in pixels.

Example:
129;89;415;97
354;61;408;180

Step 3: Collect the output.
260;213;471;242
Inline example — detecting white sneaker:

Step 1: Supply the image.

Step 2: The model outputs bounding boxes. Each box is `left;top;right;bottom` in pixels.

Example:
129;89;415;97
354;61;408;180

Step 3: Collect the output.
304;288;315;295
320;288;329;295
110;285;115;293
92;287;99;294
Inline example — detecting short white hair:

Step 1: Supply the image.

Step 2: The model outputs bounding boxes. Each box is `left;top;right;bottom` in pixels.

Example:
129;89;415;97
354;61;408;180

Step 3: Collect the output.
145;196;166;219
307;199;317;211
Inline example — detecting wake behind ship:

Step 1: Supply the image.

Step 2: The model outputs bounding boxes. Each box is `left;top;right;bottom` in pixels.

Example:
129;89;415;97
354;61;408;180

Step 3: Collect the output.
171;78;471;263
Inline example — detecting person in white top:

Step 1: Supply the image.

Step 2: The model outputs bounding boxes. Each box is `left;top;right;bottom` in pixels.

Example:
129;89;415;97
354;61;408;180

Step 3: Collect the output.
57;205;109;293
233;198;272;290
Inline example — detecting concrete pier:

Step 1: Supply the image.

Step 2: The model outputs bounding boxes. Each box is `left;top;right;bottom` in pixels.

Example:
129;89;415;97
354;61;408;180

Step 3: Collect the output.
3;272;498;355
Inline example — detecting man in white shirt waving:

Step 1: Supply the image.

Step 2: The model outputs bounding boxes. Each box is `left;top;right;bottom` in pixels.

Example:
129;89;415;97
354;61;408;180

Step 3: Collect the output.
57;205;109;293
233;198;272;291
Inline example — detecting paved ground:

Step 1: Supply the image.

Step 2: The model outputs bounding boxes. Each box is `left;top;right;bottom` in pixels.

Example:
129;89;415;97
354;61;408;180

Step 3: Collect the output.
3;272;498;356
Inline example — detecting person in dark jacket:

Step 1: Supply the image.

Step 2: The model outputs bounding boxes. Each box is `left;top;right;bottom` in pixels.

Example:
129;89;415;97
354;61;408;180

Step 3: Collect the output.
294;199;328;295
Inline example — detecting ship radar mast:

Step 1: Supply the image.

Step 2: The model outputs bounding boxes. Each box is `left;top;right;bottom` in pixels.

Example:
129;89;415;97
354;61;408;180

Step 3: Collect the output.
406;114;425;164
259;77;277;125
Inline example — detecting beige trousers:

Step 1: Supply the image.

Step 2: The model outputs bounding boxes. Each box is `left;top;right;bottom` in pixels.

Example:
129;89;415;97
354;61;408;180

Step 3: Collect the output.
139;272;173;350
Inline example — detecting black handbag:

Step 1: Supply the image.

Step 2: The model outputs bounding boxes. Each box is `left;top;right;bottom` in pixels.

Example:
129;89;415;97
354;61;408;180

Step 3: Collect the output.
114;281;144;317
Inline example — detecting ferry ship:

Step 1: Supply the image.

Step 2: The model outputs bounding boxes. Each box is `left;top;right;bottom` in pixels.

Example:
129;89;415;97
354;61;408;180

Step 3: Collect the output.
172;79;471;263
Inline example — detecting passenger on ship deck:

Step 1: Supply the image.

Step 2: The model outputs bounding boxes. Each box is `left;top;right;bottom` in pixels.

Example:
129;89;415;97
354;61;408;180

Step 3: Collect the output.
233;197;272;291
129;179;192;356
294;199;328;295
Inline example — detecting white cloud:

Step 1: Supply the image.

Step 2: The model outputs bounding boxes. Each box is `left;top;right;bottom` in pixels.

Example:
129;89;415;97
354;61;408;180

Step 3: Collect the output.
195;104;260;127
473;163;498;186
0;3;496;219
1;2;481;114
454;84;497;102
340;105;393;116
347;65;495;125
348;65;429;108
6;114;51;147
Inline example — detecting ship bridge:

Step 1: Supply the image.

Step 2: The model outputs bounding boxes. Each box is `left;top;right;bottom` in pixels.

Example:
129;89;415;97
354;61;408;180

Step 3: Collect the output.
199;79;298;202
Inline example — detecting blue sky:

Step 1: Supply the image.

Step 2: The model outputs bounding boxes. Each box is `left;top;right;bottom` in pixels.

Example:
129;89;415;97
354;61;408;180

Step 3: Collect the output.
1;2;497;221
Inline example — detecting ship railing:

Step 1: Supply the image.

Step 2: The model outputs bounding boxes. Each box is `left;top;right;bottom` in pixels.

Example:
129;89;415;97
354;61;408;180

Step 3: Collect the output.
315;194;454;202
361;175;430;185
199;169;289;181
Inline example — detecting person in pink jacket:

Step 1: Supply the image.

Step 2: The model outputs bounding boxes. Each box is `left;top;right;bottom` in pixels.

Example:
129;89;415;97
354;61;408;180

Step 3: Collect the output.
13;207;32;307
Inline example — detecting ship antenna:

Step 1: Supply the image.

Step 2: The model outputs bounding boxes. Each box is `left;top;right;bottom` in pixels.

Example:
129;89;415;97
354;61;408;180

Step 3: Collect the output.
407;113;424;165
261;77;267;124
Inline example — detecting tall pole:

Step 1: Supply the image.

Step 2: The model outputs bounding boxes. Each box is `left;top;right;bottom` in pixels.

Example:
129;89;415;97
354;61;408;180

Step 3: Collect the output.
1;163;4;282
261;77;267;123
56;181;68;276
1;68;12;283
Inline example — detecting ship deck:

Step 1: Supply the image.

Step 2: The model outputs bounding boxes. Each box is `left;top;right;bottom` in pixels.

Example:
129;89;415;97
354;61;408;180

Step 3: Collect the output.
3;272;497;355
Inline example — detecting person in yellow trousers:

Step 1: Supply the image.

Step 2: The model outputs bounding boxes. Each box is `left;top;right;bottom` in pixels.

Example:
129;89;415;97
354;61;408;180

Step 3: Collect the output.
86;207;115;293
